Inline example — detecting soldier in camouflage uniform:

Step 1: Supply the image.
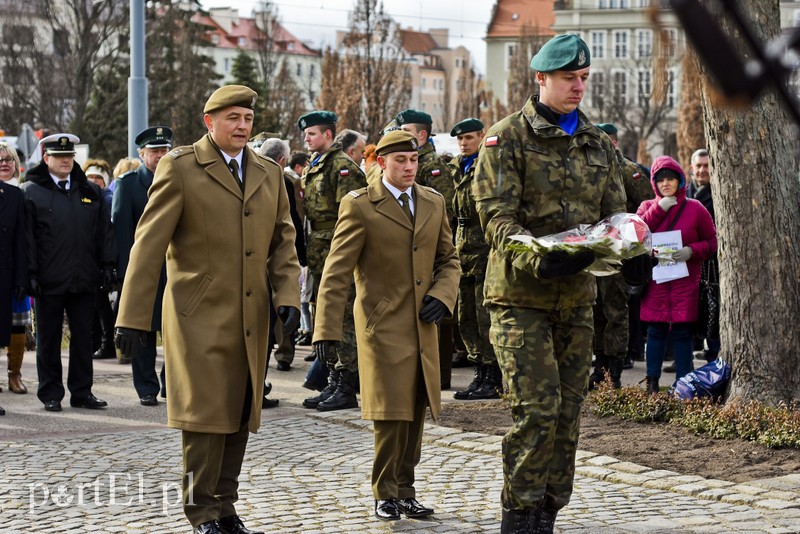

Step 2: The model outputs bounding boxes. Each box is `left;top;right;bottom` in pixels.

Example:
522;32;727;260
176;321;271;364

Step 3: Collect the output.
589;123;655;389
471;36;652;534
448;118;501;401
298;111;367;412
395;109;460;388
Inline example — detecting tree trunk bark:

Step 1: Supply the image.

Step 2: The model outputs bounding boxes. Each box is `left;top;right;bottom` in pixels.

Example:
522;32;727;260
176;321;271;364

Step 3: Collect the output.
698;0;800;404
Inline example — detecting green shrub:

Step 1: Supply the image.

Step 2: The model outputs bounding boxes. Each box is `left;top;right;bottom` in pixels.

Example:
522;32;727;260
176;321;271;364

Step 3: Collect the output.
587;380;800;449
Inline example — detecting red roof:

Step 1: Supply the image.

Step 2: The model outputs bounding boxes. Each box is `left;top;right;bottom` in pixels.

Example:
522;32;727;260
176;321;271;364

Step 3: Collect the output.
399;29;441;55
193;13;319;57
486;0;555;39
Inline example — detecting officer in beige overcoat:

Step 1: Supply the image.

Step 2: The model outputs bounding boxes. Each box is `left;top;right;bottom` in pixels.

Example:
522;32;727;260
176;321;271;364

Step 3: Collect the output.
115;85;300;534
313;130;460;522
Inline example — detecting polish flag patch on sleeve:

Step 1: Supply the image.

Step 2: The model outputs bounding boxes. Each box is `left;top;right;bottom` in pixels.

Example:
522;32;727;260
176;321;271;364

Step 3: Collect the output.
340;168;350;176
431;169;442;177
485;135;499;147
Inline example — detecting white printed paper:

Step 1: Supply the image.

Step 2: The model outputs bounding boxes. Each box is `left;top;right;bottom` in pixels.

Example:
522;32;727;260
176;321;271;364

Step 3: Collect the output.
652;230;689;284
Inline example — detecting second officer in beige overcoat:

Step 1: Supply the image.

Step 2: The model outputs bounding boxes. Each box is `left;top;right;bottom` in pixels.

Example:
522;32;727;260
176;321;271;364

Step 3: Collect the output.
313;130;460;521
115;85;300;534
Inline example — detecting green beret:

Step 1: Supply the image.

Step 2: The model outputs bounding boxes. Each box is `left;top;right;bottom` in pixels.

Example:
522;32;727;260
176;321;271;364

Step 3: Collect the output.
395;109;432;127
375;130;418;156
530;34;591;73
450;118;484;137
204;85;258;114
135;126;173;148
297;110;337;130
595;123;618;135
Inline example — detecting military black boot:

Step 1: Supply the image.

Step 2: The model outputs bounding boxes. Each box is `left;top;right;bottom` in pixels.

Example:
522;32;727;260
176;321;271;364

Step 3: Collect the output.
317;369;358;411
469;362;502;400
533;508;558;534
303;368;339;408
588;351;608;390
607;357;624;389
646;376;660;395
453;364;484;400
501;508;535;534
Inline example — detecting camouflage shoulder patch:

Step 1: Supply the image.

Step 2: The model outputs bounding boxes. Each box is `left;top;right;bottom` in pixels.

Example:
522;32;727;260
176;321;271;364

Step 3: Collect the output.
422;185;442;197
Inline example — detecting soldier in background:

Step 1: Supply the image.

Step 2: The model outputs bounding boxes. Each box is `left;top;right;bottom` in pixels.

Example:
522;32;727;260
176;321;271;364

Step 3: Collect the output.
334;129;367;167
472;36;652;533
448;118;501;401
298;110;367;411
589;123;654;389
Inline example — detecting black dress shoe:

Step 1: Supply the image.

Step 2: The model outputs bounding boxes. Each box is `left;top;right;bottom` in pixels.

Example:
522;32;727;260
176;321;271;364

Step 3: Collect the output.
375;499;400;521
276;361;291;371
397;497;434;518
93;345;116;359
218;514;264;534
193;520;223;534
262;396;279;409
140;394;158;406
44;400;62;412
70;394;108;409
0;406;5;416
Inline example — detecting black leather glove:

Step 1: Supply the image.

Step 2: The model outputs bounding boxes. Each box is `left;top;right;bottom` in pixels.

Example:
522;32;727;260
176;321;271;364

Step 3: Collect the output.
538;249;596;279
621;253;654;287
101;267;115;291
419;295;447;324
114;327;147;357
28;277;41;298
313;340;338;364
14;286;26;302
277;305;300;336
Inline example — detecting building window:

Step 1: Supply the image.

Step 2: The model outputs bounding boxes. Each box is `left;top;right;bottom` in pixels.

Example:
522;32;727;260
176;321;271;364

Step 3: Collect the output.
794;10;800;27
590;70;604;108
590;31;606;60
310;64;315;78
662;28;679;58
224;58;231;73
636;0;650;6
600;0;630;6
637;69;651;107
636;29;652;58
667;68;677;108
422;77;426;89
296;63;302;76
422;102;427;111
238;37;246;46
613;30;629;58
2;24;34;47
211;34;219;45
611;69;627;105
287;42;295;51
506;42;517;70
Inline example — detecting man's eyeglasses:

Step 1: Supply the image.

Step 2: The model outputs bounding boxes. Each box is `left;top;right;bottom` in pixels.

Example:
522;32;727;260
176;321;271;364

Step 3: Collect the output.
0;157;15;164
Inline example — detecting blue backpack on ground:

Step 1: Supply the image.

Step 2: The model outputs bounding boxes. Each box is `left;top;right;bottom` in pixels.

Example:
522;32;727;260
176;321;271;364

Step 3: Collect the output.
670;359;731;400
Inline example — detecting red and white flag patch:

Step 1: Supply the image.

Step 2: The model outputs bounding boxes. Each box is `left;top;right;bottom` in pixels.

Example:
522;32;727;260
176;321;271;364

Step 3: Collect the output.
340;169;350;176
485;136;499;147
431;169;441;177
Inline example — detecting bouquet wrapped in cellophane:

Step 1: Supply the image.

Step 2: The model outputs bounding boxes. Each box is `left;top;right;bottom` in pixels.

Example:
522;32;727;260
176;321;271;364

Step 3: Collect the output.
507;213;652;276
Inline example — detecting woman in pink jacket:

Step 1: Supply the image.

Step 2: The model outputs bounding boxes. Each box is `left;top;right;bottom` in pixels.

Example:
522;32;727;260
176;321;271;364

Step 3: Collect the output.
637;155;717;393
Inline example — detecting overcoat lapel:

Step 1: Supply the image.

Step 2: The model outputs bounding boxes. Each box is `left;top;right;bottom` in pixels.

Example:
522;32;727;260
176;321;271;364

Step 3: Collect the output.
243;147;268;202
369;179;413;231
411;183;433;237
193;134;244;200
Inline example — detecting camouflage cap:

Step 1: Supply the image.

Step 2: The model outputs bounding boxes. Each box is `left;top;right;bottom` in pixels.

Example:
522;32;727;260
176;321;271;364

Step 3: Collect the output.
297;110;337;130
39;133;80;155
375;130;418;156
204;85;258;114
595;123;618;135
135;126;173;148
450;118;484;137
530;34;591;72
395;109;432;126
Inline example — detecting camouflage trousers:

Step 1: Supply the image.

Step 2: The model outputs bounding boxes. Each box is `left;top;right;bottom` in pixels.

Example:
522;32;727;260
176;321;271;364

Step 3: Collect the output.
592;273;629;361
457;273;496;365
312;267;358;373
488;304;593;511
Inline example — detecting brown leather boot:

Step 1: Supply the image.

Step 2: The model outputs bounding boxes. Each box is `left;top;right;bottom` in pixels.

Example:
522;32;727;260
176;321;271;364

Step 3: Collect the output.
7;332;27;394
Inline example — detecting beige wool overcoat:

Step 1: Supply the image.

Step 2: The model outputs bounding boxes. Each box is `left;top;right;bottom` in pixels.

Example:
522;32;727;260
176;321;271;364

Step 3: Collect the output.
116;134;300;434
313;180;460;421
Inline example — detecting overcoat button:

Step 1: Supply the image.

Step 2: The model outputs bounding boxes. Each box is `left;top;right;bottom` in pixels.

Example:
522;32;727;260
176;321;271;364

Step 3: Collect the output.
415;279;421;285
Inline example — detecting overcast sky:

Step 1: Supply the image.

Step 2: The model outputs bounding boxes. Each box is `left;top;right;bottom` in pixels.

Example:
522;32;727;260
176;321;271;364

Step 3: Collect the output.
199;0;496;74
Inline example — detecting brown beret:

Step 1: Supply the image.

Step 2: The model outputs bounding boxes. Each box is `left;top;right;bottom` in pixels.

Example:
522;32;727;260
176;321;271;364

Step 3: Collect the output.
204;85;258;114
375;130;418;156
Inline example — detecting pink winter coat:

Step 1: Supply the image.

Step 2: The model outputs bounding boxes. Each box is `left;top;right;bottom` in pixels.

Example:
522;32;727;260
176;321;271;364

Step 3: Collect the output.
637;156;717;324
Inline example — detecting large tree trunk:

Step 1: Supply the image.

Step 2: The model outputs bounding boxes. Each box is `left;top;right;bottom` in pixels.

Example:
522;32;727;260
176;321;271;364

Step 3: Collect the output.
698;0;800;404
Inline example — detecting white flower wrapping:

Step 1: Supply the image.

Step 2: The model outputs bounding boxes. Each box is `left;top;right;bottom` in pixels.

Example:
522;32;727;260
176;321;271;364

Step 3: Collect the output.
508;213;653;276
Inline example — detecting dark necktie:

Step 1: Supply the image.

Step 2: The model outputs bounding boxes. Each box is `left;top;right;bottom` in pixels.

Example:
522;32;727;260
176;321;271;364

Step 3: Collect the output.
57;180;68;191
399;192;414;223
229;159;244;193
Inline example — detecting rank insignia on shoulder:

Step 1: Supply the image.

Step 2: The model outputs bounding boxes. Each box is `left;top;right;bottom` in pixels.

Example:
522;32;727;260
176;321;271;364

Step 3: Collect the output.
423;186;442;196
169;148;185;158
485;136;499;147
431;169;441;177
348;190;363;198
340;169;350;176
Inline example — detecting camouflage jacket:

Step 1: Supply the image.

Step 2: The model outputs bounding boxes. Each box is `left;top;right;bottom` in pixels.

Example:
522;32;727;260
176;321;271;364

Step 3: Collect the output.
302;143;367;236
472;97;626;310
417;141;455;221
616;150;654;212
451;154;489;275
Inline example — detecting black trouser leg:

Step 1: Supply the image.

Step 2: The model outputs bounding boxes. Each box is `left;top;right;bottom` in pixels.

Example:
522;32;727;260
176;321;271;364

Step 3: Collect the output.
64;292;95;400
35;295;67;403
131;332;160;397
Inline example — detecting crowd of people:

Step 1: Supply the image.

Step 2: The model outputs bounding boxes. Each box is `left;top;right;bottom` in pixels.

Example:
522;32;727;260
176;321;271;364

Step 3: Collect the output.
0;33;723;534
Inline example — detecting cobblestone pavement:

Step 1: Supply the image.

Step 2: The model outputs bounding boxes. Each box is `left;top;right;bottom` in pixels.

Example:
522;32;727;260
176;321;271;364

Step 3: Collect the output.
2;348;800;533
